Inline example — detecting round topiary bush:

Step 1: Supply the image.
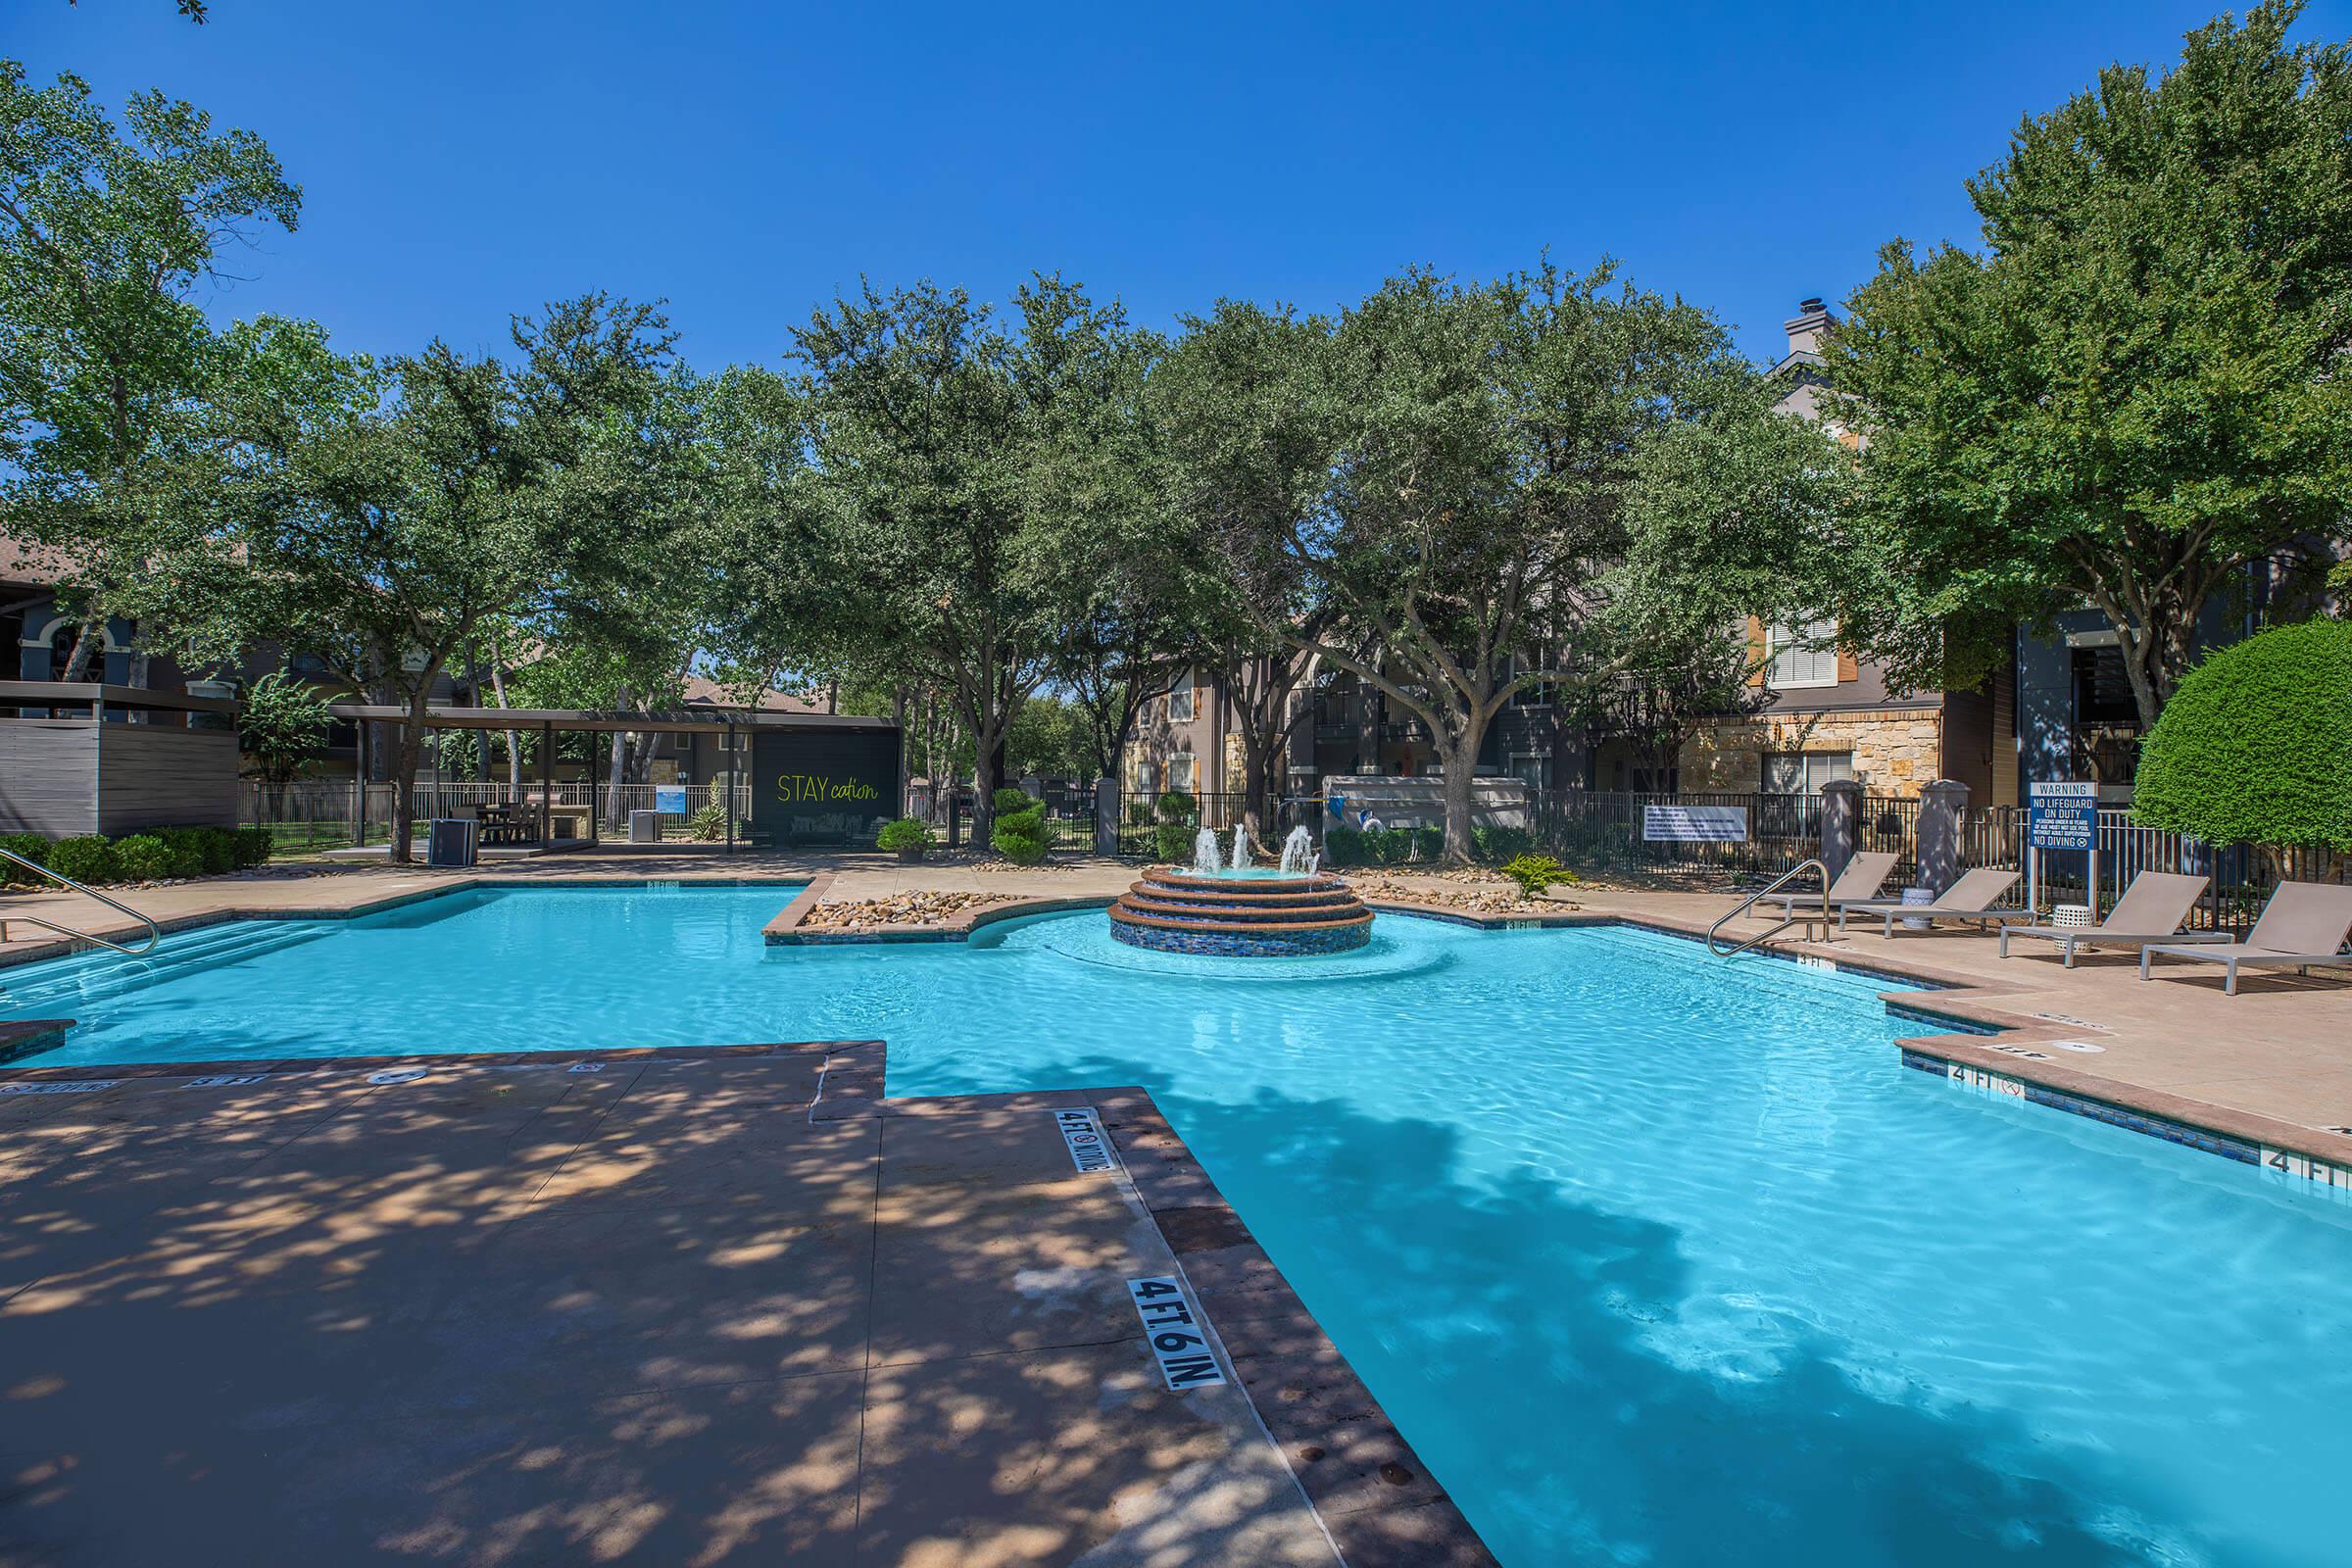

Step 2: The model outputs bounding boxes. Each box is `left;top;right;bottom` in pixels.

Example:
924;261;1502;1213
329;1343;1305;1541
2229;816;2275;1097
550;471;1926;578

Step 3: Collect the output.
2132;618;2352;851
876;817;934;854
43;835;118;885
111;834;175;882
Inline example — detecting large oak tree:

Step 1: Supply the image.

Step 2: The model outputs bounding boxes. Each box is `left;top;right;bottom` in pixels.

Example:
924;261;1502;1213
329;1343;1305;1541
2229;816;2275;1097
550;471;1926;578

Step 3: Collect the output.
1828;0;2352;727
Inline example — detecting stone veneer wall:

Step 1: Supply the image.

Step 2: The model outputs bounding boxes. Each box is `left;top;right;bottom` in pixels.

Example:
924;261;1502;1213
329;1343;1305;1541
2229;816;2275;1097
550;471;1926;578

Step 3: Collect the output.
1677;707;1946;797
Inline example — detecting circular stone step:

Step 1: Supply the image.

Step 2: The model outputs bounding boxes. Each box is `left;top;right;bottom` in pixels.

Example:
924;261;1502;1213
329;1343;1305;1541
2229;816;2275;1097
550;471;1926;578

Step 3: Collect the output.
1110;868;1374;956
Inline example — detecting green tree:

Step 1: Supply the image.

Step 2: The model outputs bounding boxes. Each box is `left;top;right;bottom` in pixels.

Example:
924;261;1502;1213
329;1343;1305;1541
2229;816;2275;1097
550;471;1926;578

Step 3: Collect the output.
1150;300;1338;847
158;297;675;861
0;63;298;674
234;668;331;786
1191;262;1843;862
1827;1;2352;728
788;274;1134;846
2132;617;2352;853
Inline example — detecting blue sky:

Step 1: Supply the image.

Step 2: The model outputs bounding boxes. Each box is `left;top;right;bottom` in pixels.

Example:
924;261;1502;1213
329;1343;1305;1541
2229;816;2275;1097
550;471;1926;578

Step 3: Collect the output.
15;1;2346;368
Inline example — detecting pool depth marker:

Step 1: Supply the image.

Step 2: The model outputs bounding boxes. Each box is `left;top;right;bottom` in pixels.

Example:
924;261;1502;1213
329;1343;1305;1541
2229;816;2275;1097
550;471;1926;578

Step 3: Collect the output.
1050;1107;1117;1174
1127;1277;1227;1390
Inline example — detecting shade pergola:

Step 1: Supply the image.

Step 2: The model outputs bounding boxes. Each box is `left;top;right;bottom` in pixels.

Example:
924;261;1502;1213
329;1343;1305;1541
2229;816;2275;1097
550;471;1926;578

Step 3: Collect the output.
324;704;896;849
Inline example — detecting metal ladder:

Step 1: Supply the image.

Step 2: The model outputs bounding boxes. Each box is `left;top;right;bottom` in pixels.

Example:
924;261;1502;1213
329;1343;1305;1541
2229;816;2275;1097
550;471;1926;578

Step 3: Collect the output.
0;846;163;956
1706;858;1829;957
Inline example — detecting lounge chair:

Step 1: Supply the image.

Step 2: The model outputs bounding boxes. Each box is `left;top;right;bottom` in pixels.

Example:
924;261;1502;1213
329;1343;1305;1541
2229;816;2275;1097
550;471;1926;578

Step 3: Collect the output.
1838;868;2027;938
1760;850;1900;920
2139;881;2352;996
1998;870;2228;967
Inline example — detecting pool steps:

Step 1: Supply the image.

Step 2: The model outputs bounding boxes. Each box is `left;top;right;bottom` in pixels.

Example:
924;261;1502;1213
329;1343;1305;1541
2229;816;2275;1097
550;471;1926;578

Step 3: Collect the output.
0;921;329;1012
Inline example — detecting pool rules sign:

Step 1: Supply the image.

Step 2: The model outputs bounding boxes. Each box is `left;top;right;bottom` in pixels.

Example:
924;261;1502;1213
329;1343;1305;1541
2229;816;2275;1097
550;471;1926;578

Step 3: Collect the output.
1127;1278;1227;1390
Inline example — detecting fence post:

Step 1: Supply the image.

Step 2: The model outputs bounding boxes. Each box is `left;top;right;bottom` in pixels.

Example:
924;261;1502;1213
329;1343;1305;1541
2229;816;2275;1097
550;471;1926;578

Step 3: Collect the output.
1093;777;1119;858
1917;778;1971;898
1819;778;1862;884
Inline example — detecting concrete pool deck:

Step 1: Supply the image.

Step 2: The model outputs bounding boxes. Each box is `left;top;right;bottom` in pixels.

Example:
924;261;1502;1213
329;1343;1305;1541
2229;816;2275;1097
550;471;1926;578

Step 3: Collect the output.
0;1044;1488;1566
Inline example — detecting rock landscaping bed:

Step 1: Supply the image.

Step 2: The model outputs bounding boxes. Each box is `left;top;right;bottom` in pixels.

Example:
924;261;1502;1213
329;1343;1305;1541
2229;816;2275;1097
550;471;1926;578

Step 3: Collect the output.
1349;871;1581;914
801;889;1018;928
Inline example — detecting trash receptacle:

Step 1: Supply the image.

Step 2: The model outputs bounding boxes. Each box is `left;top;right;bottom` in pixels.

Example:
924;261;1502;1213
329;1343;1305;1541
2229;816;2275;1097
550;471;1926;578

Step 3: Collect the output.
628;809;661;845
426;817;477;868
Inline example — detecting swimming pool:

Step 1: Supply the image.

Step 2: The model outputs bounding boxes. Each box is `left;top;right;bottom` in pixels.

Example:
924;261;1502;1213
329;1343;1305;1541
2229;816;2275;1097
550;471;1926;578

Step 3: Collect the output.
7;884;2348;1565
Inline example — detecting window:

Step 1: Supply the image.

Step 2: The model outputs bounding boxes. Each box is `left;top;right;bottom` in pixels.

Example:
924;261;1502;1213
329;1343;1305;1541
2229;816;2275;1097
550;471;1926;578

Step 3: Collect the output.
1134;760;1158;797
1766;619;1840;689
1762;752;1853;795
1166;752;1197;792
1166;674;1195;724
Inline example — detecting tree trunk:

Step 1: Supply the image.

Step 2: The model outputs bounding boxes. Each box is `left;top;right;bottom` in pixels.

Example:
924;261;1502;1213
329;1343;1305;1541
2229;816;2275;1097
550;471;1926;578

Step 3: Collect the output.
1439;743;1477;866
59;612;103;682
392;685;430;864
1436;703;1497;866
972;721;1003;846
486;642;521;791
603;686;632;825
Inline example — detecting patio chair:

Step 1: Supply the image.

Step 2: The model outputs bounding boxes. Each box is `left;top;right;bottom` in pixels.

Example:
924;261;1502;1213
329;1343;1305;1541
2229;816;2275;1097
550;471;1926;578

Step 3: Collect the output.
2138;881;2352;996
1998;871;2227;967
1838;868;2027;938
1760;850;1900;920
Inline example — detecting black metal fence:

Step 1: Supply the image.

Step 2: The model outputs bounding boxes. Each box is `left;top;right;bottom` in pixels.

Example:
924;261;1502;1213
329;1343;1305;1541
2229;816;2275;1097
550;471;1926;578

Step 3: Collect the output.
239;779;752;853
1529;790;1924;880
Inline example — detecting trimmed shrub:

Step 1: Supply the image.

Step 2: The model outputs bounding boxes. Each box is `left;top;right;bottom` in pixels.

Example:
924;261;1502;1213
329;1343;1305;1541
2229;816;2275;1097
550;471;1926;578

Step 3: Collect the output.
110;834;175;882
0;833;47;884
992;787;1035;816
2133;619;2352;851
992;804;1052;864
1407;826;1444;862
153;828;210;879
876;817;935;853
1149;793;1199;863
1499;853;1576;899
234;826;275;868
1472;825;1534;863
44;835;117;885
195;826;238;874
1321;826;1369;866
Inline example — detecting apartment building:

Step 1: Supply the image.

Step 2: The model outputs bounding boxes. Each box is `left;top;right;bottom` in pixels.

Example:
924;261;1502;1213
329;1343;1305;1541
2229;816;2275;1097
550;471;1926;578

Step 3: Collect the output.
1674;300;2006;804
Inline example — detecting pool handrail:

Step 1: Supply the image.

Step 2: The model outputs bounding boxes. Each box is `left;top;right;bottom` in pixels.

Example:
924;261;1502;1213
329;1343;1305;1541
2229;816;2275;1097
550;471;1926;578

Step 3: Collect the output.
1708;858;1830;957
0;845;162;956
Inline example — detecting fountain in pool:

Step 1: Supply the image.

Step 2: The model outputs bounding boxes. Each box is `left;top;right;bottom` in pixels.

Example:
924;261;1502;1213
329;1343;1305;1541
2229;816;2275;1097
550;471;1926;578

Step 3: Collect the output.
1111;825;1368;956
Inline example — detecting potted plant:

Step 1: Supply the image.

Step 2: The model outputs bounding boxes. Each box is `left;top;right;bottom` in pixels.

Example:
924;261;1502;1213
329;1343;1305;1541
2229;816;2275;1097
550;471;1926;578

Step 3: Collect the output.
877;817;936;863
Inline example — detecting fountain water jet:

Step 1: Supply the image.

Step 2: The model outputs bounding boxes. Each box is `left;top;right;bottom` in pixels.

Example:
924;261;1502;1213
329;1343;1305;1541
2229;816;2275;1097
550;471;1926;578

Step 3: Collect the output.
1193;827;1223;877
1230;824;1251;871
1279;826;1315;875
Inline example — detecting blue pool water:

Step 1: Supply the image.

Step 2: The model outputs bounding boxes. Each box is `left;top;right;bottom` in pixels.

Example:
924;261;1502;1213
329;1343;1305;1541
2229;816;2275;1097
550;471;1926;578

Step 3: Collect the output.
7;884;2349;1566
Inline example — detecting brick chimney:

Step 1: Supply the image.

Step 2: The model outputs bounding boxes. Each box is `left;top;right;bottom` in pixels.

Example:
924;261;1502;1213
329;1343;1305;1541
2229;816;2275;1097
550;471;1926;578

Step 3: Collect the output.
1784;297;1833;359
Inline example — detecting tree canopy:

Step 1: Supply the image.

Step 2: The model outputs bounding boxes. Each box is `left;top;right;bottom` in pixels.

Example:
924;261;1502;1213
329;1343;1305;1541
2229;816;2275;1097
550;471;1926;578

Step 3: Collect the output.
0;62;298;674
1827;0;2352;727
1169;262;1847;860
